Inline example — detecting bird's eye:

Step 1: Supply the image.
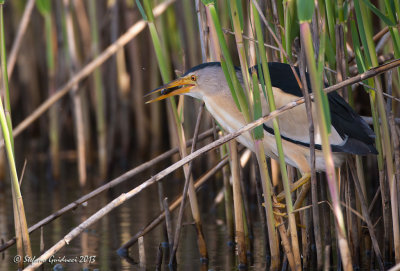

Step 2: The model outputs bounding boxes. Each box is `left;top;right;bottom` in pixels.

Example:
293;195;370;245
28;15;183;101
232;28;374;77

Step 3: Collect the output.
191;75;197;81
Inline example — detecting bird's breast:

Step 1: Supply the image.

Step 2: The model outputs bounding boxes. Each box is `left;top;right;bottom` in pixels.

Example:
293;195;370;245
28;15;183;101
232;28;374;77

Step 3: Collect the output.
203;94;254;149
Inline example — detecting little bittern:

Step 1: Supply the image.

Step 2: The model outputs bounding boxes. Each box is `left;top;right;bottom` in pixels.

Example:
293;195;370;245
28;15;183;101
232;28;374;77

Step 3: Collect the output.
147;62;377;177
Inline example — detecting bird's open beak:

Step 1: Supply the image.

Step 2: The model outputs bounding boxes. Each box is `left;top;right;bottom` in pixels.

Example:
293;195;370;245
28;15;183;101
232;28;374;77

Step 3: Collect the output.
145;77;195;103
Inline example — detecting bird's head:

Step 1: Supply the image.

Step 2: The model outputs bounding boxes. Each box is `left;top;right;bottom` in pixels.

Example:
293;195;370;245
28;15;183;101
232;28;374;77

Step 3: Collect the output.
146;62;226;103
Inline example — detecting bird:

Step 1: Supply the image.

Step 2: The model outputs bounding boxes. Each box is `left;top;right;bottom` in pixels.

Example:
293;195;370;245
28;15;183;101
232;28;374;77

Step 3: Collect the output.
146;62;377;184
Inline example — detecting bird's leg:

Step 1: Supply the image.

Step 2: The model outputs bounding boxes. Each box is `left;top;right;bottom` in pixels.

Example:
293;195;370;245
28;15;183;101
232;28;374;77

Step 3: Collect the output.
276;173;311;202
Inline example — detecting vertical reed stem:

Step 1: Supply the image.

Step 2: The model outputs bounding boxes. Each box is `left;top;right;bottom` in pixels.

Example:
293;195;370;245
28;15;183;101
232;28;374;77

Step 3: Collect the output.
229;140;247;267
63;0;87;185
88;0;107;178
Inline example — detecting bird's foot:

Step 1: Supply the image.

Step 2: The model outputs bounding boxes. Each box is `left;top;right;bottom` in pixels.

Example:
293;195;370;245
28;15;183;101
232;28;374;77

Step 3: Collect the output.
273;211;287;217
272;201;286;209
276;173;311;202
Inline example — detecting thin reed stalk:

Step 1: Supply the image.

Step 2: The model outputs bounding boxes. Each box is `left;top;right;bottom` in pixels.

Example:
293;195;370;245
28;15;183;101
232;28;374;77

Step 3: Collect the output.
220;141;234;245
7;0;35;79
229;140;247;267
37;0;60;179
63;0;87;185
298;46;321;269
88;0;107;178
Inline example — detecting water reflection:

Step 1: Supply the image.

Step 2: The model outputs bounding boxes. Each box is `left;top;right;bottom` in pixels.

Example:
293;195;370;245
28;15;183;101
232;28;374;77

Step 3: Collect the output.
0;164;267;270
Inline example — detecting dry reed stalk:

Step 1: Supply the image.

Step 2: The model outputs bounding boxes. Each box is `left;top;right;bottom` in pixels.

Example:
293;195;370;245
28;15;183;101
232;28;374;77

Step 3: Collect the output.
138;236;146;267
155;243;163;269
162;198;173;249
229;140;247;267
11;193;23;270
72;0;91;57
73;1;92;164
36;0;61;179
182;0;198;67
149;50;163;156
220;141;234;244
63;0;87;185
114;6;131;159
300;196;311;268
195;0;207;62
320;178;331;270
204;6;220;62
7;0;35;78
124;3;147;155
239;168;252;260
345;169;360;267
88;0;107;178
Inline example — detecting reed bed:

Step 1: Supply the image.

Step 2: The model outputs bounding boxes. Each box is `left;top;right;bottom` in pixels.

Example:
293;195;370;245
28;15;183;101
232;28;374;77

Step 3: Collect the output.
0;0;399;270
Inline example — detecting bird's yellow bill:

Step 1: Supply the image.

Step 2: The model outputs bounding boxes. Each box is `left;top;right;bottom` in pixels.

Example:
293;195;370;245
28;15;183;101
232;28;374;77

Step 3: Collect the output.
145;77;195;104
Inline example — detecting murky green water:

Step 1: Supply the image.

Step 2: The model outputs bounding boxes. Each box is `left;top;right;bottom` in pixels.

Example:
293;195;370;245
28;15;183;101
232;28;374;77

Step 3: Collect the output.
0;158;267;270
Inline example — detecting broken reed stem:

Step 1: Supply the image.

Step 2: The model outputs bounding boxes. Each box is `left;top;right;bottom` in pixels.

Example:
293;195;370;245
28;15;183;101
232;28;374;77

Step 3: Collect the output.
0;129;215;253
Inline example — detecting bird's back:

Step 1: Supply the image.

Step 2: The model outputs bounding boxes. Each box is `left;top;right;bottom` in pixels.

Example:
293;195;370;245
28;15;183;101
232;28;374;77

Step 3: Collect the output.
251;62;377;155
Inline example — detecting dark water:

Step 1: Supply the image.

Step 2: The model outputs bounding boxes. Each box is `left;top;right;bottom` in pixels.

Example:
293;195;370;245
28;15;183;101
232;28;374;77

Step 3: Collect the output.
0;158;267;270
